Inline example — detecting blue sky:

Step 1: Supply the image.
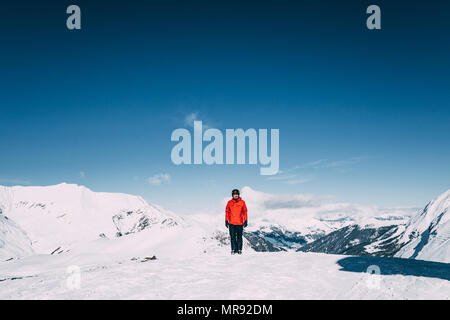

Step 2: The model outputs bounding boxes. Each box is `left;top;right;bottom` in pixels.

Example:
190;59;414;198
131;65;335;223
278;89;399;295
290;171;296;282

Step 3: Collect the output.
0;0;449;214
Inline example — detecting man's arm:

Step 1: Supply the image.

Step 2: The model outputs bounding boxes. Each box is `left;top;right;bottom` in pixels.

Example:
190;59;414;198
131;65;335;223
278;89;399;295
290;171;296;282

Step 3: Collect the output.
225;201;230;227
242;201;248;226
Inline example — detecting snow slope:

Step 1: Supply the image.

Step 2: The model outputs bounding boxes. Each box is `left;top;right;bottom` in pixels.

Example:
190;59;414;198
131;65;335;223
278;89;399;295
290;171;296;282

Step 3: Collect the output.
0;183;184;254
0;249;448;299
395;190;450;263
0;211;33;260
298;224;401;256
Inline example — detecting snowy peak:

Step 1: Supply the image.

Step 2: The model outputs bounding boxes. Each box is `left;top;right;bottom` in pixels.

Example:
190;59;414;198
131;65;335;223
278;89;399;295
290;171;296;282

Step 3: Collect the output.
112;203;182;237
0;183;184;254
395;189;450;263
294;190;450;263
403;190;450;237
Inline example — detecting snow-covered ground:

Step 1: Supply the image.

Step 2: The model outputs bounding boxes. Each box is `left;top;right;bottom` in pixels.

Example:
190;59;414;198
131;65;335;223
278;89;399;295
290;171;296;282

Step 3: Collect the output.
1;250;449;299
1;183;449;300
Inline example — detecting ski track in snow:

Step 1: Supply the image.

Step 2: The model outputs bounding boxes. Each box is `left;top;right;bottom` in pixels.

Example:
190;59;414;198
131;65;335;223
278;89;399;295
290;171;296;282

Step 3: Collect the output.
1;251;449;300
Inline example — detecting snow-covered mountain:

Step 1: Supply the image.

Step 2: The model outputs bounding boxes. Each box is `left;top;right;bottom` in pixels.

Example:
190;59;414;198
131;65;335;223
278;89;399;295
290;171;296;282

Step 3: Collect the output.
395;190;450;263
296;190;450;263
236;186;415;250
0;183;276;260
0;183;184;254
2;183;447;264
0;209;34;260
298;224;400;256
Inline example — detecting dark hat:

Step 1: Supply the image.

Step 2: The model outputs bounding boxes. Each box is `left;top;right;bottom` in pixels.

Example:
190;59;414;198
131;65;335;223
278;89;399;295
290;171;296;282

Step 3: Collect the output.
231;189;240;195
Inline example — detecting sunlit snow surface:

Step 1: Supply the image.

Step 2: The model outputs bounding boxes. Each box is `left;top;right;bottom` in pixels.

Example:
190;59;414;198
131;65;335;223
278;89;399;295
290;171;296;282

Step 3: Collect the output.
1;236;449;299
396;190;450;263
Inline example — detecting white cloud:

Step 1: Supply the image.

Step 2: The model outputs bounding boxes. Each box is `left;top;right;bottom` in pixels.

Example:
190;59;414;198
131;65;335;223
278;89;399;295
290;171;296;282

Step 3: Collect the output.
183;111;211;130
147;173;171;185
184;112;198;128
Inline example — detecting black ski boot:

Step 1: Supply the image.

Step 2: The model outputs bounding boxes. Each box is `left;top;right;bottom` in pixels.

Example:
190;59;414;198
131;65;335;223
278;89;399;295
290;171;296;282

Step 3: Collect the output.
237;250;242;255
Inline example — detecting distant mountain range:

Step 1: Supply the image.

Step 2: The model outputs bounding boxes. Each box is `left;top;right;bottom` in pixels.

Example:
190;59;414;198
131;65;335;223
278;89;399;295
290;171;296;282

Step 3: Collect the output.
298;190;450;263
0;184;448;263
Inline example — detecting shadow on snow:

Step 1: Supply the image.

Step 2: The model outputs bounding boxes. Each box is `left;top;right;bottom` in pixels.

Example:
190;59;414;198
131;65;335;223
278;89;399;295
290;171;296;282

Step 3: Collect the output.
337;256;450;281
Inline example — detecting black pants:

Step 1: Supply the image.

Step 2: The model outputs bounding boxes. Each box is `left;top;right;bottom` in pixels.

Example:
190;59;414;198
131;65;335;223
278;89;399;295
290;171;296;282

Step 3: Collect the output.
229;224;243;252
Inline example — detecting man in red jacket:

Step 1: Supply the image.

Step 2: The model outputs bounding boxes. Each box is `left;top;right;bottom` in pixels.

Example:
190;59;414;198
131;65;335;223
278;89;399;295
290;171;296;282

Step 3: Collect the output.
225;189;248;255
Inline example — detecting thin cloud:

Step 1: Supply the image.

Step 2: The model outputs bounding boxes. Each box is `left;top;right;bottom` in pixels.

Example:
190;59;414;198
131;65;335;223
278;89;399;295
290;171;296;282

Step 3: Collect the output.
267;174;298;181
147;173;171;186
299;159;329;169
267;173;311;185
285;178;311;185
291;156;369;170
183;111;211;130
270;156;368;185
325;157;366;168
184;112;199;128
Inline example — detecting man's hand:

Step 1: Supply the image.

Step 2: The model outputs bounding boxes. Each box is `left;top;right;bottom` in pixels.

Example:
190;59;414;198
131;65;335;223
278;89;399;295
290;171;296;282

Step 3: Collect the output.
243;220;248;228
225;221;229;228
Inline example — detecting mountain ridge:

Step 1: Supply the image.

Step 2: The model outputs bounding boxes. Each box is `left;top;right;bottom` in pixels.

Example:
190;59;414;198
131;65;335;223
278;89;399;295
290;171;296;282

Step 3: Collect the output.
297;189;450;263
0;183;184;255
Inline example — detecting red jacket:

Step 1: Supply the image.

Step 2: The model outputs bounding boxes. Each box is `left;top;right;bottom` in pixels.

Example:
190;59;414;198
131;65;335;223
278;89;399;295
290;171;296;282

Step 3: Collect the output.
225;197;248;225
